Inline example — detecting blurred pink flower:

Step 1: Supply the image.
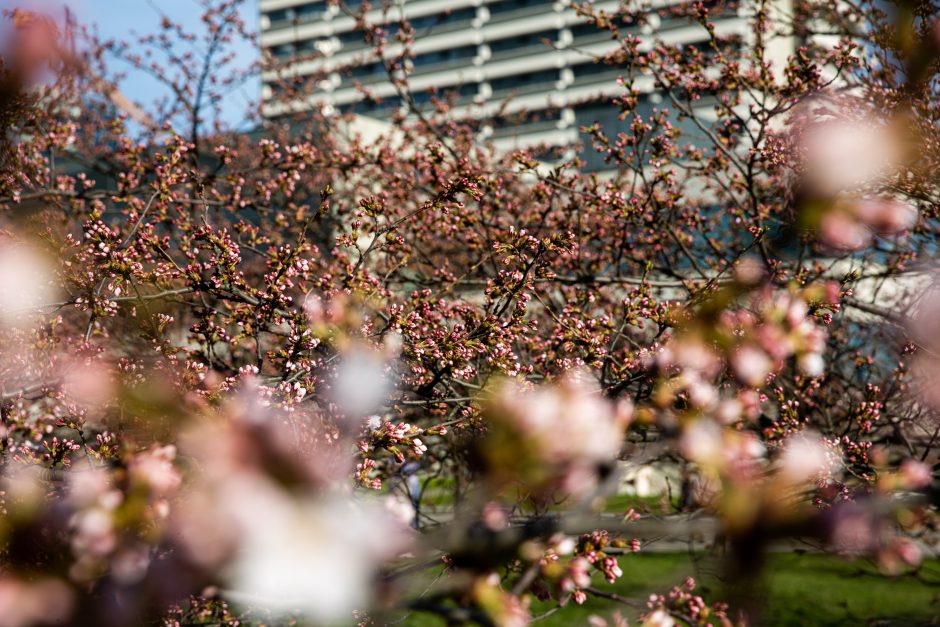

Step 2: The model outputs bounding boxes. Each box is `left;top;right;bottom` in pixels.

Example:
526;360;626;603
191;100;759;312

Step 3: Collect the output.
679;419;723;466
878;537;923;574
731;345;773;387
128;445;182;498
898;459;932;489
797;102;901;197
818;209;872;251
907;288;940;410
222;487;409;621
485;370;630;493
777;431;835;485
60;356;115;417
642;609;676;627
0;243;58;327
0;576;74;627
853;198;918;234
796;352;825;378
910;288;940;346
6;9;62;83
818;198;916;251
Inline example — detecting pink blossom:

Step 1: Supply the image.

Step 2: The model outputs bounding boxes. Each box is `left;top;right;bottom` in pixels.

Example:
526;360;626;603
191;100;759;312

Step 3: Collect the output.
853;198;918;234
642;609;676;627
777;431;834;485
0;242;58;327
0;576;74;627
797;104;901;197
731;345;773;387
818;209;872;250
898;459;932;489
128;445;182;498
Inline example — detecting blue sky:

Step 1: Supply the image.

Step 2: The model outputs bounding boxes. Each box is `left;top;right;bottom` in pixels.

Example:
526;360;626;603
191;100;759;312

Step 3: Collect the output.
6;0;260;128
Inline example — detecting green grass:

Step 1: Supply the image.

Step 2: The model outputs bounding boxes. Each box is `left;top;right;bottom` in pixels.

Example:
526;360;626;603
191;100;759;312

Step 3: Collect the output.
744;553;940;626
398;553;940;626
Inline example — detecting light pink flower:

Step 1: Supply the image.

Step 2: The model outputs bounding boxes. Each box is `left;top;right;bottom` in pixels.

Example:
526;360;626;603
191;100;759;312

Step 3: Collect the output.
777;432;834;485
797;352;825;378
853;198;917;234
731;345;772;387
642;609;676;627
0;576;74;627
818;209;872;251
0;243;58;327
128;445;182;498
898;459;932;489
798;106;901;197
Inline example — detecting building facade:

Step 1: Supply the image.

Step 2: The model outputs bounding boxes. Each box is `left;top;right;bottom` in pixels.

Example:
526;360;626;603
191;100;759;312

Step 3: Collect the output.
258;1;776;165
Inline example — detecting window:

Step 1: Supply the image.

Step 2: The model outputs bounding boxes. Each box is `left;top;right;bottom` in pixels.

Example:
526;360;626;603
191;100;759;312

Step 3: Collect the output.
488;29;556;57
488;0;552;17
413;45;477;69
571;60;626;86
266;9;290;27
489;68;558;95
264;3;325;29
410;7;476;31
575;93;719;171
296;39;318;54
340;96;403;115
295;4;322;23
267;43;295;60
338;30;362;44
571;21;616;41
490;108;561;137
349;61;386;78
413;83;479;106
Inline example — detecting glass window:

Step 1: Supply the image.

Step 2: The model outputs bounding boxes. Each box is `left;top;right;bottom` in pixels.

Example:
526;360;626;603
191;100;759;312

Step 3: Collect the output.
295;4;323;22
266;9;290;26
413;45;477;68
488;29;556;54
410;7;476;31
489;68;558;93
349;61;386;78
488;0;552;16
490;108;561;134
264;3;325;28
575;94;718;171
572;61;624;79
412;83;479;106
267;43;296;59
340;95;402;114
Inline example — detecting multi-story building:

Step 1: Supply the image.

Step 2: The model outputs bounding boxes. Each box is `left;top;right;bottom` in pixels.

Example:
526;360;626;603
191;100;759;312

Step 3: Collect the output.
257;1;778;168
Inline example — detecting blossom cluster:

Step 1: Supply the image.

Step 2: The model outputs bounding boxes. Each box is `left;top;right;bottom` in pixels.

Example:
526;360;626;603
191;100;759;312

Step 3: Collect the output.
0;2;937;626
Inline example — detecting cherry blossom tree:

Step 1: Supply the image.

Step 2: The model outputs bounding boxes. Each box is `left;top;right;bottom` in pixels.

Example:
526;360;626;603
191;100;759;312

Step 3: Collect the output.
0;1;937;625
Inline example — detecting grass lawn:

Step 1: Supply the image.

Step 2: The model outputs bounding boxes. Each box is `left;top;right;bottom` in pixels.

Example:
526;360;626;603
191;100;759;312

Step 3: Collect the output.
399;552;940;626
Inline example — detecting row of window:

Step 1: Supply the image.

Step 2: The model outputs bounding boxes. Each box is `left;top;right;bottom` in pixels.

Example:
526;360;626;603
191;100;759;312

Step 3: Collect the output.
264;57;637;95
264;3;326;29
262;0;545;31
265;13;732;63
335;82;483;113
413;45;477;69
487;0;553;17
266;89;719;172
264;0;738;37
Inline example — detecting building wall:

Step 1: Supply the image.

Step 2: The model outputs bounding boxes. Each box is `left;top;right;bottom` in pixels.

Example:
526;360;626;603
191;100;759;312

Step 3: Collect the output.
258;0;782;162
